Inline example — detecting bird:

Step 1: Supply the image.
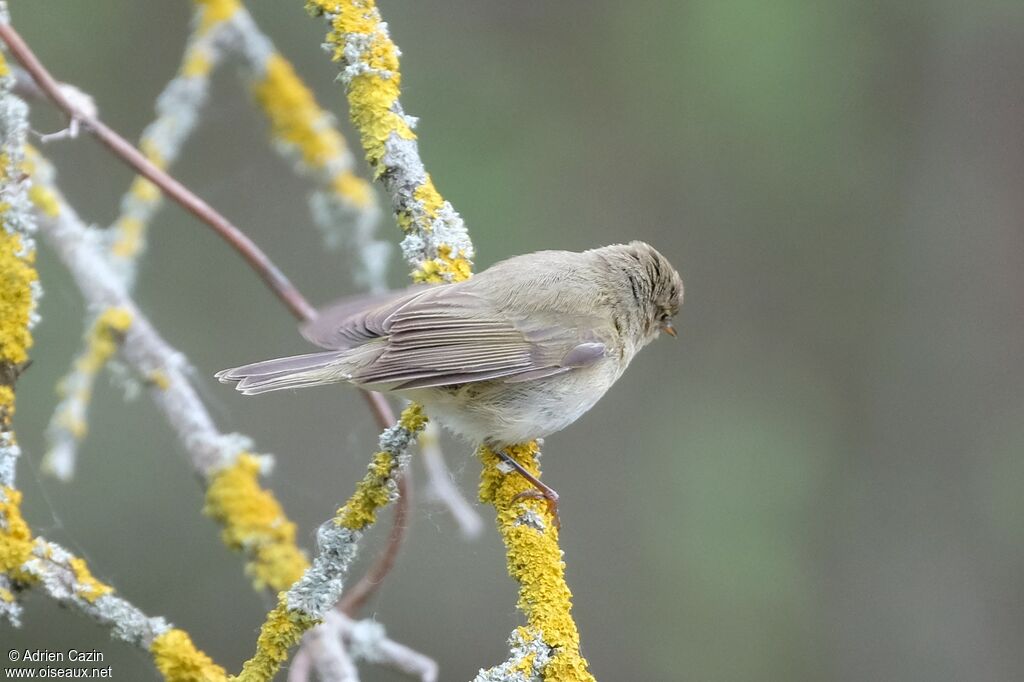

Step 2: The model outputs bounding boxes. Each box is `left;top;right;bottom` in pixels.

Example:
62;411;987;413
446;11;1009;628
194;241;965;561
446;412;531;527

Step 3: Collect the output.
217;241;683;517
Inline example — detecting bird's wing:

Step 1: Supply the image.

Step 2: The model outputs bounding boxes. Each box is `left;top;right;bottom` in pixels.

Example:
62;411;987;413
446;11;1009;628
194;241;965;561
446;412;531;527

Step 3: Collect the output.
304;284;608;390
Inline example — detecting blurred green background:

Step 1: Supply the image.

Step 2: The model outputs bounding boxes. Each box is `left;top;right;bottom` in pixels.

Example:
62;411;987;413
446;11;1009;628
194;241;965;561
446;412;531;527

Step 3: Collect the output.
6;1;1024;680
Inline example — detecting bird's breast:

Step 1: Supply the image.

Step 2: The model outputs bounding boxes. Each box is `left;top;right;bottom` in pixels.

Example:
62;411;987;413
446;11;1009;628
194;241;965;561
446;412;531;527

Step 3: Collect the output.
408;355;624;447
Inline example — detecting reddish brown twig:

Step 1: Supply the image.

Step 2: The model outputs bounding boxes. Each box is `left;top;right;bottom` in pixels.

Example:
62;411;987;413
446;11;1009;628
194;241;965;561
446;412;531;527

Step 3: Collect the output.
0;20;409;615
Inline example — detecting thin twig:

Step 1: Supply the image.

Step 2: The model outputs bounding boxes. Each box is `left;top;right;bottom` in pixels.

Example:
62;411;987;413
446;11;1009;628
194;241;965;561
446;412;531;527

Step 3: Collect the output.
334;611;438;682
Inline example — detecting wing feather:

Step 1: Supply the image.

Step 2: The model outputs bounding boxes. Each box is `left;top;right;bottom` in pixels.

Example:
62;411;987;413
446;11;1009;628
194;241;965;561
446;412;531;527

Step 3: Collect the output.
300;282;610;389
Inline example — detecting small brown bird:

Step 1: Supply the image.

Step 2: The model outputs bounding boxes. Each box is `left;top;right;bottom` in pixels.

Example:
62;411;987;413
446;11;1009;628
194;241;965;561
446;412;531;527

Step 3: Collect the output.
217;241;683;513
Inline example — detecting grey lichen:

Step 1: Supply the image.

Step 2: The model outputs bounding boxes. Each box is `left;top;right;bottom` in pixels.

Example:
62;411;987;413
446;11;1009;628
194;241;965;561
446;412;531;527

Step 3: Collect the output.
473;629;553;682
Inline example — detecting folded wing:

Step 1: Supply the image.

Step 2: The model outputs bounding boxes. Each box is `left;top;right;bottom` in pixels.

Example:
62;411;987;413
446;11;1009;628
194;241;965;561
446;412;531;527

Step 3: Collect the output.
301;284;608;390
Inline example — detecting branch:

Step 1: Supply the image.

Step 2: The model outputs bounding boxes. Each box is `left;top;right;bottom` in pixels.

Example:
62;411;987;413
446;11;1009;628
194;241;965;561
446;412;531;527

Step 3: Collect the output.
333;611;438;681
42;308;131;480
291;610;440;682
306;0;475;283
0;37;43;627
292;627;359;682
475;444;593;681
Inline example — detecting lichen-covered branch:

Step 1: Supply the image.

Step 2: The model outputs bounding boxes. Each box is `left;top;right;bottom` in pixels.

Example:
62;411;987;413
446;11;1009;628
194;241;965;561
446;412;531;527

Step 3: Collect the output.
297;610;439;682
476;444;594;681
291;609;441;682
42;308;131;480
234;404;427;682
3;494;226;682
305;0;474;283
0;41;40;630
108;3;236;278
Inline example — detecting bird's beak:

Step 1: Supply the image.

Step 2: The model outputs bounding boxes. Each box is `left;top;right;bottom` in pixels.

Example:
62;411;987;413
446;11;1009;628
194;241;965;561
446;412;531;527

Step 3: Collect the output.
660;320;677;338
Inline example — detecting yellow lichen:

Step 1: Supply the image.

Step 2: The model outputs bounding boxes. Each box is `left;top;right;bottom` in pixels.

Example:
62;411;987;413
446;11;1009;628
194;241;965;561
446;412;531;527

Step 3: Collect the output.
110;216;145;260
309;1;472;282
138;140;167;170
59;413;87;440
0;488;35;585
148;370;171;390
194;0;241;34
75;308;133;376
0;229;37;367
252;54;376;217
309;0;414;175
182;50;213;79
151;628;228;682
204;454;309;591
27;185;59;218
414;244;473;284
331;170;373;207
68;556;113;603
0;586;13;602
48;306;133;442
232;599;318;682
335;403;427;530
22;151;60;219
412;180;444;217
335;450;396;530
479;444;595;682
129;176;161;204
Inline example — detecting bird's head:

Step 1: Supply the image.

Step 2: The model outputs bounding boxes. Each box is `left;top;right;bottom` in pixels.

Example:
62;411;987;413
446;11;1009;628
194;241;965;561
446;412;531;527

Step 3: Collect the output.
601;241;684;345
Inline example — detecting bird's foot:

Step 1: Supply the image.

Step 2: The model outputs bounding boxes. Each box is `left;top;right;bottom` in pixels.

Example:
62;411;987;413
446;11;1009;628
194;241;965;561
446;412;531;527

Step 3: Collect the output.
512;488;561;529
495;449;561;529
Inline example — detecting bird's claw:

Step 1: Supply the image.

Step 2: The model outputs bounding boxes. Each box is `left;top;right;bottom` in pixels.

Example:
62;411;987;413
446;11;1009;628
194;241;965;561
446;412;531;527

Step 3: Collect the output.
513;487;561;529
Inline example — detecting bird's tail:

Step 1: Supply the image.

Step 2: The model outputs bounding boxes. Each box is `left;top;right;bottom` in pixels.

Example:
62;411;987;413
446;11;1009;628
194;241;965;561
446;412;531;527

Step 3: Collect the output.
215;351;354;395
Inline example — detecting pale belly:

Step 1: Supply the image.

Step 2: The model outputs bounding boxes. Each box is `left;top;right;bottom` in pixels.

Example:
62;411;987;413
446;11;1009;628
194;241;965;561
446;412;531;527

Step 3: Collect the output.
404;358;625;447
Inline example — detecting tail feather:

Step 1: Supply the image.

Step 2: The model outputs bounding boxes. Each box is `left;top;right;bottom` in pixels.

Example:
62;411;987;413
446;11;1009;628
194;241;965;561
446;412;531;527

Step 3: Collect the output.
216;351;351;395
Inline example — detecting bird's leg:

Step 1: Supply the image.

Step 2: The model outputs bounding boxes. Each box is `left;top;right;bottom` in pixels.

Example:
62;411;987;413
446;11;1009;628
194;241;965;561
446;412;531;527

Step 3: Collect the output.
495;449;561;528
